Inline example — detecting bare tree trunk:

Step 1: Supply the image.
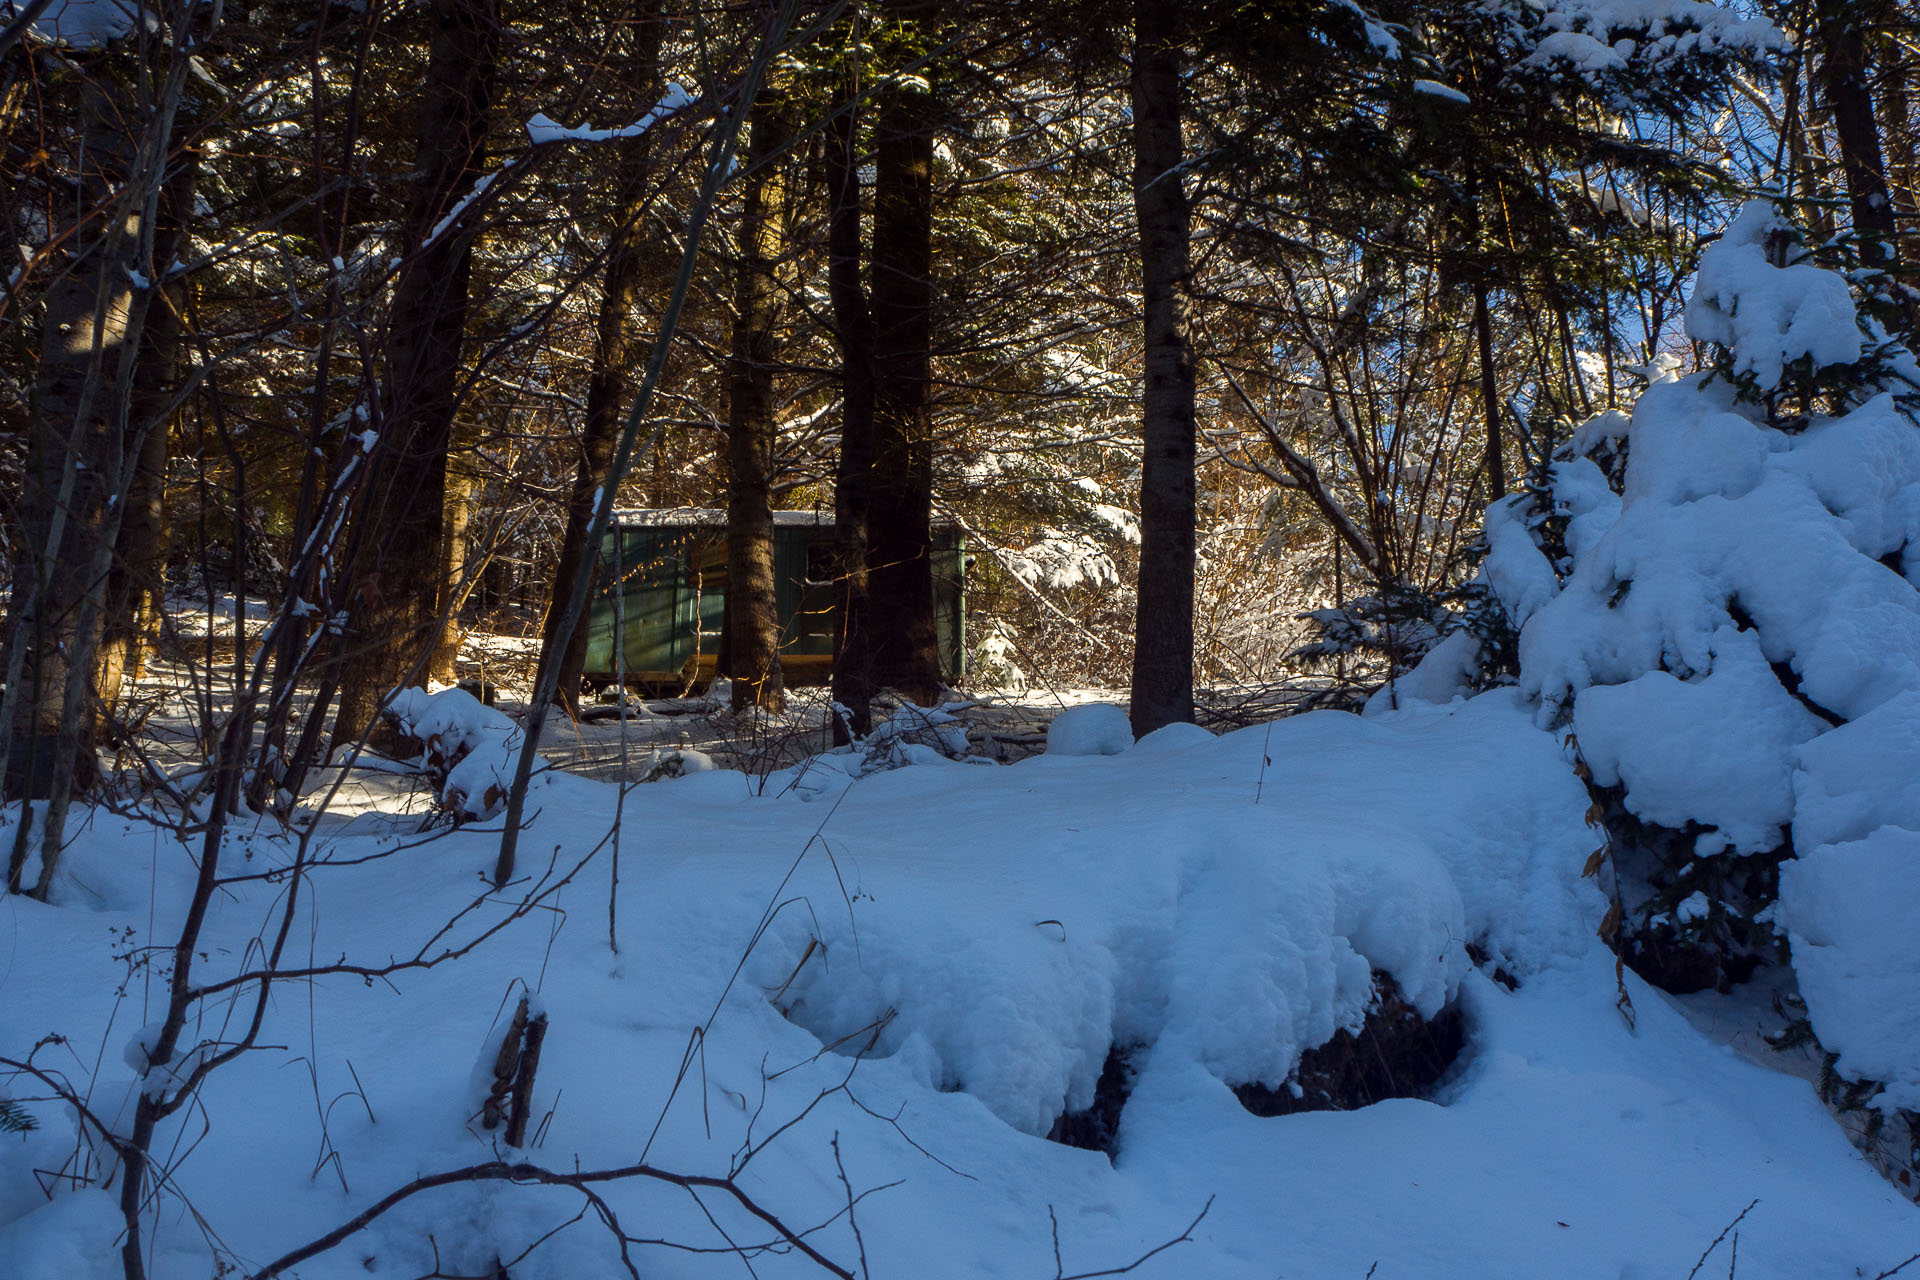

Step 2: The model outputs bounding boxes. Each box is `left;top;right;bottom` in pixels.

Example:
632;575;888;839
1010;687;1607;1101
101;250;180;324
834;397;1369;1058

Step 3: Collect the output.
247;9;381;813
427;464;476;686
866;44;941;706
331;0;498;751
97;146;196;707
1475;283;1506;499
543;0;667;714
4;64;149;887
724;92;790;713
7;144;129;757
1883;45;1917;224
827;70;876;740
1816;0;1898;272
1127;0;1196;738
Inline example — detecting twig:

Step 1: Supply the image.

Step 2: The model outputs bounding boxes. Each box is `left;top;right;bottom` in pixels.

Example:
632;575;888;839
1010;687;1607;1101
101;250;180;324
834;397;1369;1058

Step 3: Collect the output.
245;1159;854;1280
1686;1199;1758;1280
1053;1195;1214;1279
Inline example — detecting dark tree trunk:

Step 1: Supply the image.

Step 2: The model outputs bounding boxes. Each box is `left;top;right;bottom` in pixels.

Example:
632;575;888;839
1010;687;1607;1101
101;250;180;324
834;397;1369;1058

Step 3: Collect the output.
1817;1;1898;271
98;147;196;709
332;0;498;751
544;1;667;714
427;464;476;687
1127;0;1197;738
827;76;876;740
724;92;790;713
1475;283;1506;499
865;57;941;706
248;15;377;812
4;67;143;876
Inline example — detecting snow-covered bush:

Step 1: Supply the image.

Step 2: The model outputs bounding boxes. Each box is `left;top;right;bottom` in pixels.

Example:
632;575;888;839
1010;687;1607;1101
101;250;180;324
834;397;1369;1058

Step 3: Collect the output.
386;686;523;821
1293;576;1519;712
1407;200;1920;1157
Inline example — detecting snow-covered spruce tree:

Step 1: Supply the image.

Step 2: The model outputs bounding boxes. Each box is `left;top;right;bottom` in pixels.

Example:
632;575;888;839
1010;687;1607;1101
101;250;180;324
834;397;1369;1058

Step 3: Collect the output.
1405;198;1920;1174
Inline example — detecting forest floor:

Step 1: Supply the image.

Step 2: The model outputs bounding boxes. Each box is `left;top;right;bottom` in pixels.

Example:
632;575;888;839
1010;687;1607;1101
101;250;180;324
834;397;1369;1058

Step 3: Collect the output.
132;590;1340;786
2;598;1917;1279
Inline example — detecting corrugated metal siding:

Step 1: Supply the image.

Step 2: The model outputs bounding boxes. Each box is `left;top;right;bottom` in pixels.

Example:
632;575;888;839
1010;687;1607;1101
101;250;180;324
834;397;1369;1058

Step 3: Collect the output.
582;516;965;687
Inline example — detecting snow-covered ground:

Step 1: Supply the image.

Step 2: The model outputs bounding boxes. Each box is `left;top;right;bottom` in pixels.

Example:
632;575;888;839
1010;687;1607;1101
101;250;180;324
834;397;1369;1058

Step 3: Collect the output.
3;689;1916;1278
7;197;1920;1277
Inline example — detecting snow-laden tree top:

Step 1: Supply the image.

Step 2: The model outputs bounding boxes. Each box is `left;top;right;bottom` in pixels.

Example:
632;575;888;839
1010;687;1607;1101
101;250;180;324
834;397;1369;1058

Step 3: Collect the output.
1403;200;1920;1113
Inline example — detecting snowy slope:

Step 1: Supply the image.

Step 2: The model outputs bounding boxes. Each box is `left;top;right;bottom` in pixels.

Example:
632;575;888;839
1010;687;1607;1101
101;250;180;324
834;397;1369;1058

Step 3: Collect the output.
3;692;1915;1278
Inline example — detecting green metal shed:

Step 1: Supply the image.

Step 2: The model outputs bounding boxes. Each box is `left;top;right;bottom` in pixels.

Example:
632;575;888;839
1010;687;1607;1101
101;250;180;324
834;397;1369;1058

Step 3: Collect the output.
581;509;965;692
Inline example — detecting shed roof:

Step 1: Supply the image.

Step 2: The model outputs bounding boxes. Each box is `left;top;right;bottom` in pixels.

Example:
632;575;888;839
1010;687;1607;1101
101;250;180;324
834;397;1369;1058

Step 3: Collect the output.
609;507;835;528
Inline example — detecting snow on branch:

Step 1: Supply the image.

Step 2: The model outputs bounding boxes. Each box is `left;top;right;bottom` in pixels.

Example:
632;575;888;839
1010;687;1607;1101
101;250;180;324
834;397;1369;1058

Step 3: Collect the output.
525;82;694;146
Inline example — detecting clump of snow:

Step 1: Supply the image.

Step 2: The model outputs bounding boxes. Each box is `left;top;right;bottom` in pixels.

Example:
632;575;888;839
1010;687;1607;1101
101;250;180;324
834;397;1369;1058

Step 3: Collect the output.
638;747;717;783
1366;629;1482;711
1791;692;1920;849
1573;625;1822;851
387;685;522;820
1045;703;1132;756
122;1021;211;1103
1685;202;1862;392
20;0;146;48
1480;494;1564;629
1425;198;1920;1116
1413;78;1471;104
525;83;693;145
1130;721;1214;753
1515;0;1783;76
1779;827;1920;1111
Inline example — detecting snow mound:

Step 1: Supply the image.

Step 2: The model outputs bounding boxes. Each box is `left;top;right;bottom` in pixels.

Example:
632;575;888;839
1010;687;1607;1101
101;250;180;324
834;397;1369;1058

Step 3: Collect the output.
765;694;1599;1136
0;1189;122;1280
1045;703;1132;756
1440;199;1920;1112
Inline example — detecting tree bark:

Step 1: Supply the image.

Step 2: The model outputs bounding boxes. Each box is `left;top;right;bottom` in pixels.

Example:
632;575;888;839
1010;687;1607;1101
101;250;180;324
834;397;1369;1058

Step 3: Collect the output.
543;0;667;714
1474;283;1506;499
1127;0;1197;738
1816;0;1898;272
97;145;196;707
3;67;142;846
331;0;498;751
426;463;476;686
724;92;790;713
828;74;876;740
866;53;942;707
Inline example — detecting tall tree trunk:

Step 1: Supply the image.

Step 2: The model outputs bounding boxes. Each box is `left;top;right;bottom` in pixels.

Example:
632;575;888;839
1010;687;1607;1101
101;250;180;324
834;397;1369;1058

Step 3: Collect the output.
1816;0;1898;271
1883;46;1917;225
1127;0;1196;738
4;64;147;892
866;48;941;707
828;72;876;740
331;0;498;751
543;0;666;714
724;92;790;713
97;146;197;708
6;2;204;889
247;6;380;813
1475;283;1506;499
426;463;476;686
